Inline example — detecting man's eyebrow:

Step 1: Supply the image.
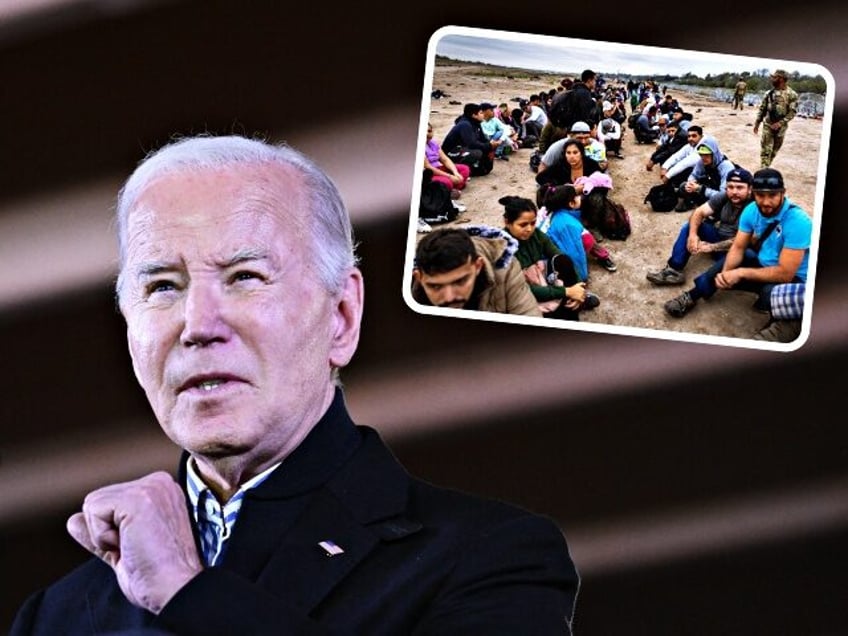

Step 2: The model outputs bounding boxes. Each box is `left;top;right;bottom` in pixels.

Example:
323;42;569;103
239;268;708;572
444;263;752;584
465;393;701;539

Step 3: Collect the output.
134;262;178;279
218;248;271;267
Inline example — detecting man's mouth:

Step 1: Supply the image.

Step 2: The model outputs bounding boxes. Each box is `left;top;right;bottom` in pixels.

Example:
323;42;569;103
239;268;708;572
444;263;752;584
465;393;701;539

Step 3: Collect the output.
178;374;243;394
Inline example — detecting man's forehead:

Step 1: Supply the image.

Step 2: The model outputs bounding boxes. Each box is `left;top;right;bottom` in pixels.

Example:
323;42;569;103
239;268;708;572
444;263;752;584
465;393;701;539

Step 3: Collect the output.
419;257;476;283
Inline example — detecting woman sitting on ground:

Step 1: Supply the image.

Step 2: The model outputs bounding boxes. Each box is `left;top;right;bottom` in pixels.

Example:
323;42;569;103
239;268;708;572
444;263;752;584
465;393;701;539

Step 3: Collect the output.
499;195;599;321
535;138;609;232
424;122;470;194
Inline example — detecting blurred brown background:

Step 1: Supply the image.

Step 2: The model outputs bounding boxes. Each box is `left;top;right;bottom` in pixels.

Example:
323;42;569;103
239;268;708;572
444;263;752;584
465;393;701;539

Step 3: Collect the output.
1;2;846;634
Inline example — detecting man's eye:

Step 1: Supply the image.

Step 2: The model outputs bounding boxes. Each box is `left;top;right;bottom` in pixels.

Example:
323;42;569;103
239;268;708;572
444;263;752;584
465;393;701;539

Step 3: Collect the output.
231;270;263;283
146;280;176;294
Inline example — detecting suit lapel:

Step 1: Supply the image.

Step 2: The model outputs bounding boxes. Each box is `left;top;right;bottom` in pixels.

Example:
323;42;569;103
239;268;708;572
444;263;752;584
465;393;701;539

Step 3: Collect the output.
221;426;423;615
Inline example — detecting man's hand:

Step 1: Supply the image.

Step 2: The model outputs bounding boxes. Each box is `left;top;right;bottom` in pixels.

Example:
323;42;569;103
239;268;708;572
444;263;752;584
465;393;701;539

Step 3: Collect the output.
67;471;203;614
686;235;701;254
753;123;760;135
715;268;742;289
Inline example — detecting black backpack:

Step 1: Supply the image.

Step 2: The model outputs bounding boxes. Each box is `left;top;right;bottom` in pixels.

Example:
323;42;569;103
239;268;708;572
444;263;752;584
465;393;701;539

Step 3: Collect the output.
644;182;678;212
548;91;575;129
529;150;542;172
419;170;458;224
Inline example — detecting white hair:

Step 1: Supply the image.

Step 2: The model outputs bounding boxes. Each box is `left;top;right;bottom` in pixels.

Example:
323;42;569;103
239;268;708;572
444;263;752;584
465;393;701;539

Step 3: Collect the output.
115;134;358;297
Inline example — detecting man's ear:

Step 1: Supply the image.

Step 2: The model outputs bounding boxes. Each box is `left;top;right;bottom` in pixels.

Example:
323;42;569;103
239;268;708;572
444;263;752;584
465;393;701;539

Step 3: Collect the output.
329;267;364;370
412;269;421;284
473;256;484;274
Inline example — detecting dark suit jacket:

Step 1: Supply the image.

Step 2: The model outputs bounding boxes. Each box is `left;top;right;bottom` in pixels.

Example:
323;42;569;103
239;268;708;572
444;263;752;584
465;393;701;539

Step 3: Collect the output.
11;391;579;635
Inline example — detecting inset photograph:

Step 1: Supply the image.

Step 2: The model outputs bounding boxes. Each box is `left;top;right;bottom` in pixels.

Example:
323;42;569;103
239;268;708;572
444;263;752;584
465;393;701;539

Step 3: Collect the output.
403;26;834;351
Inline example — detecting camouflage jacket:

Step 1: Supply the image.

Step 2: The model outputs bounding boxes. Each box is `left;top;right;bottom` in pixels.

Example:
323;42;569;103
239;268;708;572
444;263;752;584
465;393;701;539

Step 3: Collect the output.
757;86;798;125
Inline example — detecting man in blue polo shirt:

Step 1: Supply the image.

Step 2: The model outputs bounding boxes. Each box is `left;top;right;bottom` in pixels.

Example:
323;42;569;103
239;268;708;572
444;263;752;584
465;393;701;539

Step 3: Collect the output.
664;167;812;322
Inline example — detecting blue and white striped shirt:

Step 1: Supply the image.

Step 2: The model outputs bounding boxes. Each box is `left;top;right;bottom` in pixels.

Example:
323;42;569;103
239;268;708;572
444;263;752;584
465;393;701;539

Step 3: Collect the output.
186;458;281;567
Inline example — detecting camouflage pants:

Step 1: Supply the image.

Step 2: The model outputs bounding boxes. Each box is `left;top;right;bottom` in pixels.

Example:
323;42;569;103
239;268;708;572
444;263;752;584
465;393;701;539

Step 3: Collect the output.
760;121;788;168
732;93;744;109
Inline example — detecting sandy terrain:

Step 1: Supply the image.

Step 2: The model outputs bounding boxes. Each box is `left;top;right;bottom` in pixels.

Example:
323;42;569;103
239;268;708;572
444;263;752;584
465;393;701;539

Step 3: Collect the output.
417;62;825;341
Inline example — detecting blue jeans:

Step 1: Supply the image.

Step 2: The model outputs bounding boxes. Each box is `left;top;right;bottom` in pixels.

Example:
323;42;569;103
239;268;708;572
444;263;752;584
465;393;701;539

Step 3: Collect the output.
668;222;726;271
691;250;776;309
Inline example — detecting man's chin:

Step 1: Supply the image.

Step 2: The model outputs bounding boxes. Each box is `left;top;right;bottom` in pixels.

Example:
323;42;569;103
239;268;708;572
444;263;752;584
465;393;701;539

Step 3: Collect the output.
438;300;467;309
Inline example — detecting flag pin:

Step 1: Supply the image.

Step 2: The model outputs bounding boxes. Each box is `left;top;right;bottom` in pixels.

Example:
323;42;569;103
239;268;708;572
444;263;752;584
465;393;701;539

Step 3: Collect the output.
318;540;345;557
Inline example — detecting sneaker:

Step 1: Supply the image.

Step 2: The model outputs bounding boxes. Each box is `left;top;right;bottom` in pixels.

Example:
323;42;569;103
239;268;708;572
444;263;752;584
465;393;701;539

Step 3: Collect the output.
451;201;467;213
583;292;601;310
614;153;625;159
417;218;432;233
674;200;693;213
664;291;696;318
752;319;802;342
598;256;617;272
646;266;685;286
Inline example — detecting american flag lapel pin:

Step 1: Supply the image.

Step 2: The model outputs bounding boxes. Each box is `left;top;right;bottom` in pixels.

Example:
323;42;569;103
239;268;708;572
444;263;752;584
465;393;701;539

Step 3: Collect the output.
318;540;345;557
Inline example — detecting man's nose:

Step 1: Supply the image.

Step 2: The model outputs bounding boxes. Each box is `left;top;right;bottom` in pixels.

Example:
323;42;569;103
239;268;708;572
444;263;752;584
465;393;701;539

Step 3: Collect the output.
179;283;230;347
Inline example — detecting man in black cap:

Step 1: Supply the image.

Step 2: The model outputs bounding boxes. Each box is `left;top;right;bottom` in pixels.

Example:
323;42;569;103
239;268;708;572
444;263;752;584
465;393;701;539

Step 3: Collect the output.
754;69;798;167
647;166;754;286
442;102;497;176
663;167;812;325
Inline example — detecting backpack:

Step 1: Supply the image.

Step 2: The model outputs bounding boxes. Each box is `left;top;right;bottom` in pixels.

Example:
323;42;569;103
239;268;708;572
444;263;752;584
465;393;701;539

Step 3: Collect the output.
419;170;458;224
529;150;542;173
599;197;632;240
520;134;538;148
627;112;641;130
548;90;575;129
644;182;678;212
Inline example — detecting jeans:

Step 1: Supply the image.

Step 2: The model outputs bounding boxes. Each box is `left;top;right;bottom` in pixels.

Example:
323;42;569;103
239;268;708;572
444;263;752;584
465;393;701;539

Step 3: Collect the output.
690;250;776;309
667;222;726;271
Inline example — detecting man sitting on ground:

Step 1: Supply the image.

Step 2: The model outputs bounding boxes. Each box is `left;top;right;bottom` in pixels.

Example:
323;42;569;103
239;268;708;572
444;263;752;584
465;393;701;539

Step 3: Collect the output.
664;168;812;319
647;167;754;285
646;119;687;172
412;226;542;316
598;101;624;159
480;102;518;161
442;103;497;176
675;135;735;212
659;125;703;188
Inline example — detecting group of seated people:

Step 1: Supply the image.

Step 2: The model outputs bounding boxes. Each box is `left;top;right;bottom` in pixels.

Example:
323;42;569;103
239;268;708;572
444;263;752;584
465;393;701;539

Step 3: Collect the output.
415;81;811;343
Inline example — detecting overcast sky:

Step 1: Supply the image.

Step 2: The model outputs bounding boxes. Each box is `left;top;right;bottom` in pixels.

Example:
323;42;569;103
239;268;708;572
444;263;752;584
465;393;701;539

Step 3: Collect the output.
433;29;829;81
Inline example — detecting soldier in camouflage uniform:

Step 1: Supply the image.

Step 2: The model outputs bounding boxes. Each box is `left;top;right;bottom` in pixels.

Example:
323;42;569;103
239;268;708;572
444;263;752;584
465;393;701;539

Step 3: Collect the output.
732;77;747;110
753;69;798;168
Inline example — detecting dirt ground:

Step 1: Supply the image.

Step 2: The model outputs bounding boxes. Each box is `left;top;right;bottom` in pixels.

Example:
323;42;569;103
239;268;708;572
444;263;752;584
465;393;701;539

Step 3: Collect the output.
417;63;825;341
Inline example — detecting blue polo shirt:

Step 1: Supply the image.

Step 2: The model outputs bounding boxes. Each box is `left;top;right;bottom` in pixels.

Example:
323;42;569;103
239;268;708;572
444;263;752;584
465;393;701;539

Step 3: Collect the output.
738;196;812;282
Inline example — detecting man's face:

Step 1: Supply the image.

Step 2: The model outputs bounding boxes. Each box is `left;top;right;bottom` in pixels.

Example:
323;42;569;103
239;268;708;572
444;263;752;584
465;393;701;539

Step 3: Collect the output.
572;131;591;146
754;190;786;217
119;164;360;473
699;152;714;166
688;131;702;146
725;181;752;206
482;108;493;120
471;109;484;121
414;256;483;308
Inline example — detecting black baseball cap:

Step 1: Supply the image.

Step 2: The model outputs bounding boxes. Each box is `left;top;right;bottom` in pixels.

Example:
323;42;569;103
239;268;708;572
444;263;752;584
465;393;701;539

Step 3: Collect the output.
726;167;753;185
752;168;785;191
